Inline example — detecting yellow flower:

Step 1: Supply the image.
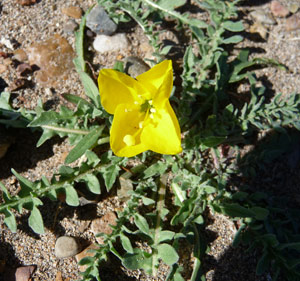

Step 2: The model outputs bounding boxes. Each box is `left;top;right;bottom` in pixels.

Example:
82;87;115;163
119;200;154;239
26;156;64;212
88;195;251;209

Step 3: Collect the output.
98;60;182;157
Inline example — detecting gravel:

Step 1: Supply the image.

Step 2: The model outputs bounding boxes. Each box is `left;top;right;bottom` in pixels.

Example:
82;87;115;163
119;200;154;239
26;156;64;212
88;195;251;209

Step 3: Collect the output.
0;0;299;280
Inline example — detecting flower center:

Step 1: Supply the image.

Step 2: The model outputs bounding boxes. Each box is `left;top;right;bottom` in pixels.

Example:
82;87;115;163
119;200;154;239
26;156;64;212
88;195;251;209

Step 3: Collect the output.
122;99;157;147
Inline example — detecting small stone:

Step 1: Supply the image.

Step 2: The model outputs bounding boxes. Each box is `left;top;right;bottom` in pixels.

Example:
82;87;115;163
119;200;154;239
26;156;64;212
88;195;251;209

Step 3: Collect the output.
17;63;32;76
270;1;289;18
93;33;129;53
286;13;300;31
289;3;299;14
9;78;27;91
75;244;98;272
0;51;9;58
250;9;276;25
54;236;80;258
61;6;82;19
3;58;12;66
86;5;117;35
0;64;7;74
91;212;117;244
0;37;19;50
249;21;268;40
63;20;79;34
26;34;74;87
124;56;150;78
17;0;36;6
14;49;28;61
15;265;36;281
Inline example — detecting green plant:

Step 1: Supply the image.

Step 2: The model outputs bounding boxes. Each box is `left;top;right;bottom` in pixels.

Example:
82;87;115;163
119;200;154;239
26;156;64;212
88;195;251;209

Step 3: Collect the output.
1;0;300;280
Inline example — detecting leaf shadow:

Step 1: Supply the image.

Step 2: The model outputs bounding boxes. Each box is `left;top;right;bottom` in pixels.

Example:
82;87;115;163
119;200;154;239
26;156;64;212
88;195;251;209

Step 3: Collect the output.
202;128;300;280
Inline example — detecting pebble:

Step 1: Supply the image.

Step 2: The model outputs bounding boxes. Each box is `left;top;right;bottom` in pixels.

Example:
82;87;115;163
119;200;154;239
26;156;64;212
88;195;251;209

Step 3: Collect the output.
124;56;150;78
13;49;28;61
250;9;276;25
75;244;98;272
16;0;37;6
63;20;79;34
289;3;299;14
286;13;300;31
0;64;7;74
86;5;117;35
54;236;80;258
270;1;289;18
0;37;17;50
93;33;129;53
61;6;82;19
91;212;117;244
26;34;74;87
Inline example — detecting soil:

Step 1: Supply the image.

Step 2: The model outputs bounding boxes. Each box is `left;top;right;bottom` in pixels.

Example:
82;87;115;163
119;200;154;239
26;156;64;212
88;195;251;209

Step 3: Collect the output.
0;0;299;280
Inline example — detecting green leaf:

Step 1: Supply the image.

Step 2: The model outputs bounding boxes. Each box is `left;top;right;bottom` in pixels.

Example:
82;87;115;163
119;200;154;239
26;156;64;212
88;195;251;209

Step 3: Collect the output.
122;248;152;273
134;213;150;236
193;215;204;225
222;35;243;44
0;182;12;202
157;230;175;243
220;203;255;218
65;185;80;206
157;244;179;265
102;165;120;191
141;196;155;205
223;20;244;32
143;162;168;178
200;136;226;149
11;169;34;197
256;252;270;275
4;209;17;232
120;233;134;254
80;174;101;194
78;256;95;265
231;191;248;201
28;206;45;234
157;0;186;10
251;207;269;220
278;242;300;251
77;71;101;108
0;92;12;110
62;93;93;108
65;125;104;164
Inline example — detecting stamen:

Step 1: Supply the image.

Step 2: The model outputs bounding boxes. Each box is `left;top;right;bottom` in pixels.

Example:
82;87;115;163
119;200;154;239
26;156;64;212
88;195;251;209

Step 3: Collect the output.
148;100;153;105
150;113;154;119
139;121;144;128
150;108;156;113
134;101;139;105
123;135;135;146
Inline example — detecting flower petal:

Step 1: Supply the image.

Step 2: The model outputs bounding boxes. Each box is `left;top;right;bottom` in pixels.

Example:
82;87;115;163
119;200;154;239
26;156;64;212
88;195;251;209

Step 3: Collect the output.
136;60;173;106
98;69;143;114
110;104;148;157
141;102;182;155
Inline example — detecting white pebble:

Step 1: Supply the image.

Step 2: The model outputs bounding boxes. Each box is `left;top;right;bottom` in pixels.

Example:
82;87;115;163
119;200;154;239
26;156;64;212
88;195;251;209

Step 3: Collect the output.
93;33;129;53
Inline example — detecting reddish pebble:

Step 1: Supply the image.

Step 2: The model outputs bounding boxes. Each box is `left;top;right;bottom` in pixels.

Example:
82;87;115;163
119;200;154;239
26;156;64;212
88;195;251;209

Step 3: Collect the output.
17;0;37;6
286;13;300;31
61;6;82;19
270;1;290;18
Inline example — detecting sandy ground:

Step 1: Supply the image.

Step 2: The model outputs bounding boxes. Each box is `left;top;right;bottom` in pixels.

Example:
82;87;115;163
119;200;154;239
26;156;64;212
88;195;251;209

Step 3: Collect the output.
0;0;299;280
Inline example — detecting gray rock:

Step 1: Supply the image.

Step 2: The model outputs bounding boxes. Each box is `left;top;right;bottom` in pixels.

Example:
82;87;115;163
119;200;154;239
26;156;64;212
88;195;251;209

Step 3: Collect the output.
124;56;150;78
54;236;80;258
250;9;276;25
63;20;78;34
86;5;117;35
93;33;129;53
